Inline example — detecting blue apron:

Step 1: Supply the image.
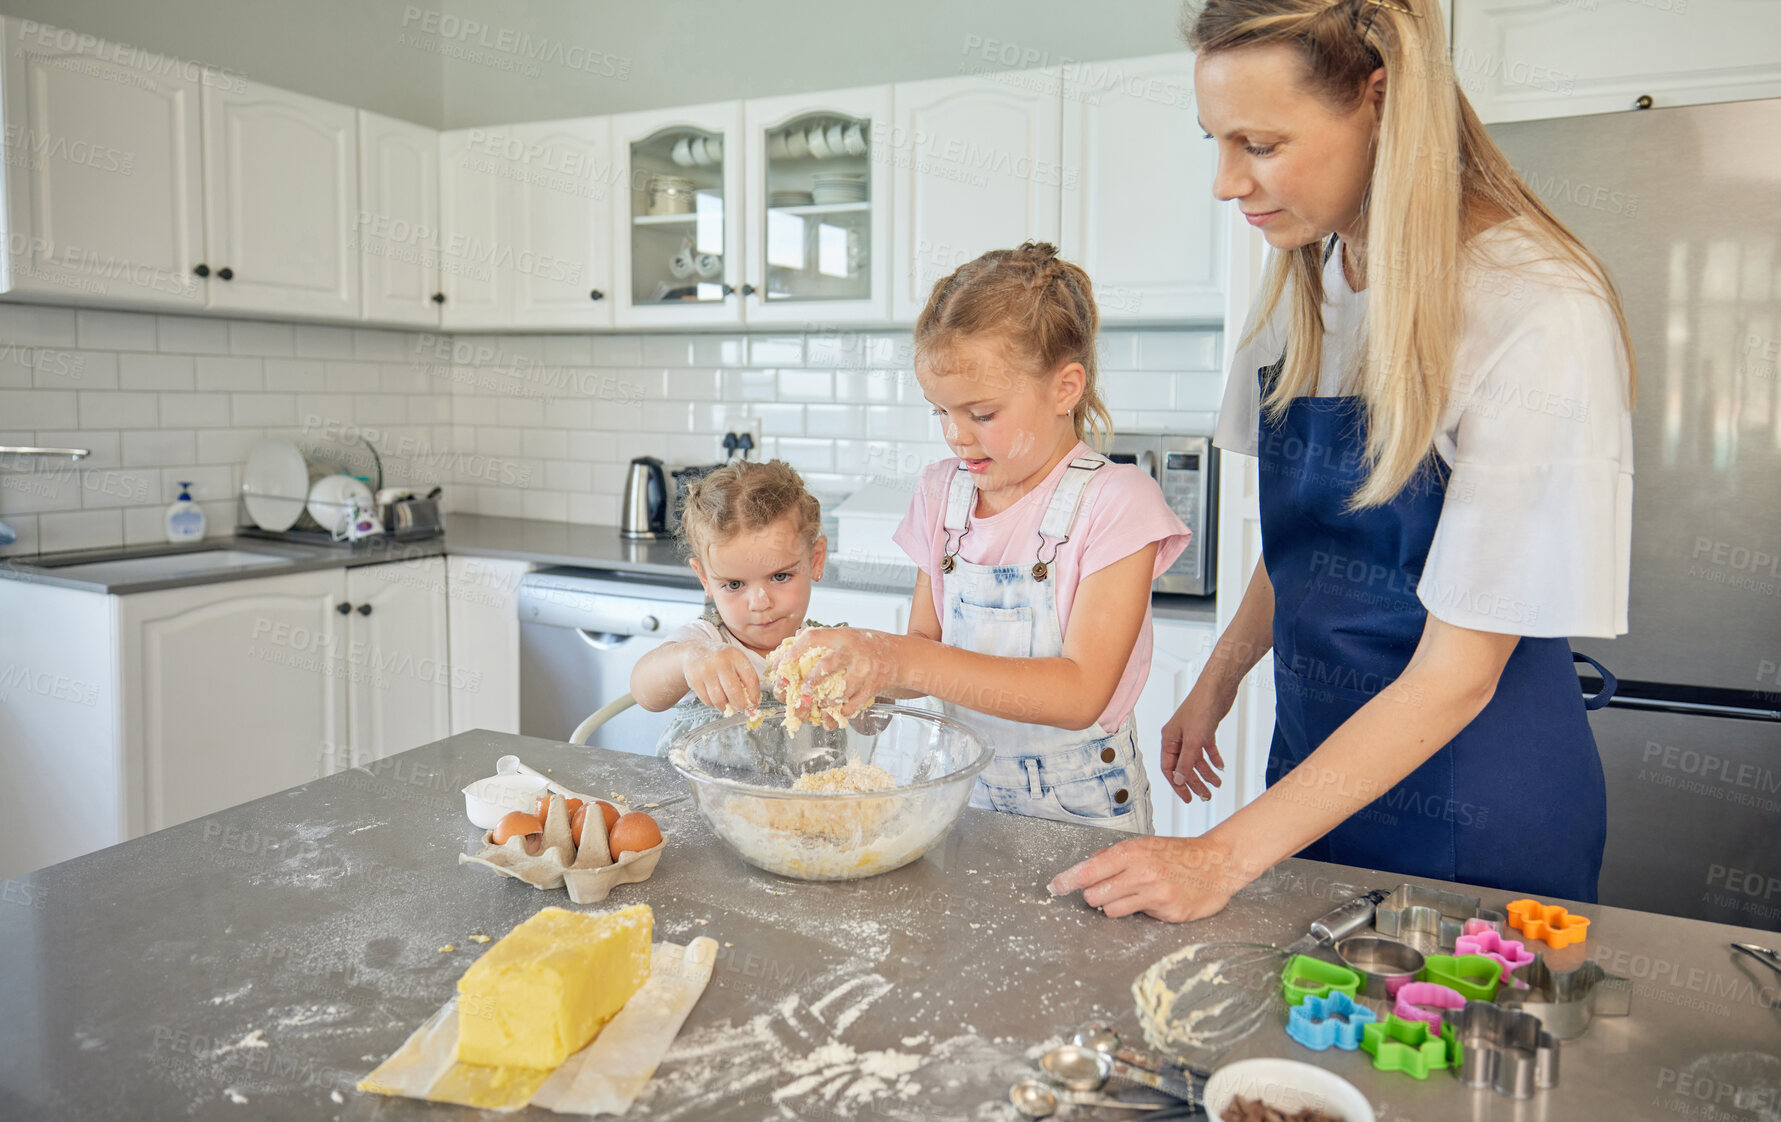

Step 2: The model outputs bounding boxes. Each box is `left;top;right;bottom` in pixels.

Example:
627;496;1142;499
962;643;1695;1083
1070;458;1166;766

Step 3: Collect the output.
1256;360;1612;902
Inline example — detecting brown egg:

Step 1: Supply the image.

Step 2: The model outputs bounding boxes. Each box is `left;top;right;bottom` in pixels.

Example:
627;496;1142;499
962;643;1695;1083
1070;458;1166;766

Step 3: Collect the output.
534;793;584;823
594;800;621;832
493;811;543;846
608;812;662;860
570;803;589;848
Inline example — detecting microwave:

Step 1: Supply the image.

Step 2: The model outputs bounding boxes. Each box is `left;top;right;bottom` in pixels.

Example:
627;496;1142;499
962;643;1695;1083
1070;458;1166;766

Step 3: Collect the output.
1108;431;1217;596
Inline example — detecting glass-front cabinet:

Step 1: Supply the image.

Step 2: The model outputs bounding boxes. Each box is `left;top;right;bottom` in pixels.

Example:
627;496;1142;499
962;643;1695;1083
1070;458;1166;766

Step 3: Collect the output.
612;101;745;327
742;86;892;324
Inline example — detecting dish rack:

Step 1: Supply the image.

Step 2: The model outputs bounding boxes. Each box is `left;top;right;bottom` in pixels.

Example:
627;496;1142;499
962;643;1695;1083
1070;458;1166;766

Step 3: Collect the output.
237;437;444;546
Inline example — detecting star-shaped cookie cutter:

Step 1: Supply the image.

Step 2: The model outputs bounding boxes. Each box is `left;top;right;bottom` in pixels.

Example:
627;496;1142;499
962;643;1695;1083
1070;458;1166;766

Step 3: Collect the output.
1286;991;1377;1051
1442;1000;1560;1099
1496;957;1632;1040
1360;1013;1458;1079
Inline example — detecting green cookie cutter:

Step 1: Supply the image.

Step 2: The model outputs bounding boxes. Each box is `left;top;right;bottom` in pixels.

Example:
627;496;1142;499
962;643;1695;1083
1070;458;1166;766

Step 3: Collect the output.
1361;1013;1460;1079
1420;953;1504;1002
1282;954;1362;1005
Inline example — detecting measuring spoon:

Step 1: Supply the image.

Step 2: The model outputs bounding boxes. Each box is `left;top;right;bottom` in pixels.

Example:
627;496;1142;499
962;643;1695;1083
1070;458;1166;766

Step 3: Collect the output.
1009;1079;1168;1118
1039;1044;1199;1104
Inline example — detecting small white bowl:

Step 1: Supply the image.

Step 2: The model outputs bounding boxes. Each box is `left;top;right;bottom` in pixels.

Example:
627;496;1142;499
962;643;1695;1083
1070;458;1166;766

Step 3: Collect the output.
1202;1059;1375;1122
462;772;550;830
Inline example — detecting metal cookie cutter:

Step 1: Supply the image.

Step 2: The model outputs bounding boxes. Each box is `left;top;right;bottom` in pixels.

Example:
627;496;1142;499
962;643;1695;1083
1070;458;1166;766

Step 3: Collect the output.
1496;957;1632;1040
1374;884;1507;949
1442;1000;1559;1099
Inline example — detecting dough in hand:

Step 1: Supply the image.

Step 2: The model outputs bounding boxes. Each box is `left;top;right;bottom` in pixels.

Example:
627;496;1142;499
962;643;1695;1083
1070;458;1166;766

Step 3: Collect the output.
764;630;849;733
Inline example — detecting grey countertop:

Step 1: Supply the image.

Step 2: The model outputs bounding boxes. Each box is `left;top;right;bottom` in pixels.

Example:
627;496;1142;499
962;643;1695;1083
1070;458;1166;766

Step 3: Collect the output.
0;513;1218;620
3;730;1776;1121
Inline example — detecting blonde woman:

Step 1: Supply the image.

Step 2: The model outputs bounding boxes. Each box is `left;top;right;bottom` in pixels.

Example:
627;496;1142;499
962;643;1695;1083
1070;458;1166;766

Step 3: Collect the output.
1053;0;1634;919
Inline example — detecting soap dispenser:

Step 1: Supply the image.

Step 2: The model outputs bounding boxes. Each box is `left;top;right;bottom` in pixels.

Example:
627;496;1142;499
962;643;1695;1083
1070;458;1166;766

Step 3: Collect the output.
164;481;206;542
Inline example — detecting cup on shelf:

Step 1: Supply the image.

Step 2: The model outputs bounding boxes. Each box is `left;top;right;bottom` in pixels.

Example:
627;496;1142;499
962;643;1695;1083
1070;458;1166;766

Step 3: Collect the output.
843;122;867;156
694;253;722;278
768;131;790;159
671;136;695;166
689;137;709;165
668;246;696;278
826;122;846;156
785;128;809;159
806;123;832;159
704;136;723;164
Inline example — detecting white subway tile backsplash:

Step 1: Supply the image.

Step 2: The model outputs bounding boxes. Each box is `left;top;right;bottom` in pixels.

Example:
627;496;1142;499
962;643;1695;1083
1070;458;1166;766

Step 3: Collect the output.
77;310;158;351
1173;371;1227;412
773;438;835;474
263;359;327;393
805;404;865;438
156;315;229;355
353;394;410;424
1137;330;1220;371
748;335;804;366
0;305;77;347
522;429;569;460
49;351;119;391
325;360;382;391
544;399;594;430
353;328;413;361
0;389;78;428
158;465;233;503
122;429;197;466
120;353;195;390
666;369;722;400
542;336;592;366
39;430;118;469
689;335;746;366
295;394;353;425
588;335;642;366
523;490;569;521
777;369;832;402
79;391;158;429
228;321;297;357
82;467;160;508
545;460;591;492
198;429;265;465
294;325;357;359
496;397;546;428
750;402;804;436
639;336;691;366
123;505;168;545
0;463;85;514
0;513;37;555
724;369;776;401
38;508;122;552
158;393;232;428
231;394;297;427
195;356;264;391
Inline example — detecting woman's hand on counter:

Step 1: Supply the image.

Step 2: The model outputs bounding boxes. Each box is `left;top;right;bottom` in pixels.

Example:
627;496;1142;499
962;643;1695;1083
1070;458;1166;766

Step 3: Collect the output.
1047;833;1252;923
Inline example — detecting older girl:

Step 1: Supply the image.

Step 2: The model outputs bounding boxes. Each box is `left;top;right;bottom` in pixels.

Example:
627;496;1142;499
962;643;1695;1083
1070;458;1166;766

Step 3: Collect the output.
1054;0;1634;916
776;243;1191;834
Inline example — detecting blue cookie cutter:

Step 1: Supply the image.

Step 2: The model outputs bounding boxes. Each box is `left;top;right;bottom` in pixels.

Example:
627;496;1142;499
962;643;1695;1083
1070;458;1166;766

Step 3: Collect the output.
1286;990;1378;1051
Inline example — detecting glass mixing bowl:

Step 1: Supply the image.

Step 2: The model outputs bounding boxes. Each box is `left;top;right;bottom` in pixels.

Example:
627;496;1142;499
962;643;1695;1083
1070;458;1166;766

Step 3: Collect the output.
667;702;991;881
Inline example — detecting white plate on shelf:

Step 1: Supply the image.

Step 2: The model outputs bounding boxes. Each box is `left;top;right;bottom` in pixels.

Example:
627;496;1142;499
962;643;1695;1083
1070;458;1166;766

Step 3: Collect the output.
306;475;374;537
241;437;309;531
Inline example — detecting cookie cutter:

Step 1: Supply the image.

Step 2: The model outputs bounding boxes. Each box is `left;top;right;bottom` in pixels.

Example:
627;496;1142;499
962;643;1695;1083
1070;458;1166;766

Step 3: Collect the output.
1286;991;1377;1051
1335;936;1425;999
1281;954;1363;1005
1374;884;1506;949
1393;981;1466;1028
1496;956;1632;1040
1454;928;1538;976
1442;1000;1559;1099
1360;1014;1458;1079
1506;898;1590;949
1420;953;1503;1002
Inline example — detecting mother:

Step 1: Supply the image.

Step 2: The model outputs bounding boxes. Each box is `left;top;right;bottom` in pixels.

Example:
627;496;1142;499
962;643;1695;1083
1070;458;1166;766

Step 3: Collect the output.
1053;0;1635;920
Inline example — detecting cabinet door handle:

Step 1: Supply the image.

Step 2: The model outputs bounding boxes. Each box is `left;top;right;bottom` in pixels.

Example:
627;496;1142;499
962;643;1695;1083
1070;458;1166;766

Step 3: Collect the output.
431;292;446;304
741;283;756;296
721;283;737;297
589;289;605;301
193;263;210;278
217;267;234;281
337;602;352;614
357;603;373;616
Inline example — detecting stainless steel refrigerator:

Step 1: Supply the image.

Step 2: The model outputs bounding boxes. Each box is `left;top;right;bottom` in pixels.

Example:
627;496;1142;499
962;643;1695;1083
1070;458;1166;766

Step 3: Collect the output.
1493;100;1781;931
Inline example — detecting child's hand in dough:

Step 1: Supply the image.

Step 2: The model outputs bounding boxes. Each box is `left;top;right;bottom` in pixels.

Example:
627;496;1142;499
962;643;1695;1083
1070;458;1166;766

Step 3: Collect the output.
777;626;900;729
678;641;761;716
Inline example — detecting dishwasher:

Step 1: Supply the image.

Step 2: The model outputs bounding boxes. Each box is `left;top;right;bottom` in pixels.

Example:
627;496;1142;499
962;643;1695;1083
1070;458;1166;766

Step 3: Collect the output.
518;568;708;753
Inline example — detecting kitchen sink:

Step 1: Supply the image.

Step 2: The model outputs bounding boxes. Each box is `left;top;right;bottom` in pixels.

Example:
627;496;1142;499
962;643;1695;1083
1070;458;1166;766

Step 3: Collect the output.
22;544;301;582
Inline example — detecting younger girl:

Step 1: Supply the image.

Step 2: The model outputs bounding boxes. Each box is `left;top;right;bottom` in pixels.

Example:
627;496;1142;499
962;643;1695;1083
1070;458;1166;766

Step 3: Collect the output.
630;459;832;754
775;242;1191;834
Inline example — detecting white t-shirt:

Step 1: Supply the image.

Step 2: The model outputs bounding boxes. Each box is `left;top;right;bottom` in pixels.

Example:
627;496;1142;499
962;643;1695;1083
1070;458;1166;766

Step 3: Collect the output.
1213;219;1634;639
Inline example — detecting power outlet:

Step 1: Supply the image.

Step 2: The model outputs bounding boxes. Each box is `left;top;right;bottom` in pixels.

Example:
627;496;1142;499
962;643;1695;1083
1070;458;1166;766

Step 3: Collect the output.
716;417;763;461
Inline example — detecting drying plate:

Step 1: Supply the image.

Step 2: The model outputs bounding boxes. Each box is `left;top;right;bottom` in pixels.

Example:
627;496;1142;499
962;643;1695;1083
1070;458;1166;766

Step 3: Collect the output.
241;437;309;531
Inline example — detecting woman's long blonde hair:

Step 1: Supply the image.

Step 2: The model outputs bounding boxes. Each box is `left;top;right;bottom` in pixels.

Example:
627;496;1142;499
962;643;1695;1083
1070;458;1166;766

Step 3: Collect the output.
914;241;1116;452
1186;0;1635;507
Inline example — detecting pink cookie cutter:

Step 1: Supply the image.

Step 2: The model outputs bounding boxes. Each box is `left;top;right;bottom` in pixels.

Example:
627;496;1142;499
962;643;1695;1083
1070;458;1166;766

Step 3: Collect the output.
1456;928;1539;977
1394;981;1467;1028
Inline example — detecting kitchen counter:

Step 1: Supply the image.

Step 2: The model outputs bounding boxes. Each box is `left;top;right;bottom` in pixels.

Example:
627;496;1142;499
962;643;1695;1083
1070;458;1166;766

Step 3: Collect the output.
2;730;1774;1121
0;513;1218;619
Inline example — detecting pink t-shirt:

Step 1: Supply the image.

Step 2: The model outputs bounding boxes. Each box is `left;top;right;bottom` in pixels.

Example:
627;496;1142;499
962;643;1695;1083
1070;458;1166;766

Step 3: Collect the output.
892;442;1191;732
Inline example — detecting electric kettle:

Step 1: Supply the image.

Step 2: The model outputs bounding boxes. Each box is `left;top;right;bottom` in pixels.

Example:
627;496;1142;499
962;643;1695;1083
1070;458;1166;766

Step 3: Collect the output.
620;456;668;539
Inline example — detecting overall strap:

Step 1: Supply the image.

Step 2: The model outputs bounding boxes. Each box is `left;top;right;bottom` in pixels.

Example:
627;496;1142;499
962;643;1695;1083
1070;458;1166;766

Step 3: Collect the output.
939;462;975;574
1032;455;1108;582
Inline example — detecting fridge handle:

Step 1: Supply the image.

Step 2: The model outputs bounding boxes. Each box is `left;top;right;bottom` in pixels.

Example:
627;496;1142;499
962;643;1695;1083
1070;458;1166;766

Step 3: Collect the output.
1574;652;1618;711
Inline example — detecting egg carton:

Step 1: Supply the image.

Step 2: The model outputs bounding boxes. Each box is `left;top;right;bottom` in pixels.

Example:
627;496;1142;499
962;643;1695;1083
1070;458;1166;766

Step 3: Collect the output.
458;789;665;905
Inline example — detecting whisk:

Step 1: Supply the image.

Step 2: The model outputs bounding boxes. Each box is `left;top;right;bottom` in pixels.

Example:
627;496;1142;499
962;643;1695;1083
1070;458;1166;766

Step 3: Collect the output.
1133;889;1388;1061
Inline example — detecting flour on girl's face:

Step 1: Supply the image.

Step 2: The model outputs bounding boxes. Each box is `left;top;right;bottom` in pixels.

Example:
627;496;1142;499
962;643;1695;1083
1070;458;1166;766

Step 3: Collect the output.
690;514;827;658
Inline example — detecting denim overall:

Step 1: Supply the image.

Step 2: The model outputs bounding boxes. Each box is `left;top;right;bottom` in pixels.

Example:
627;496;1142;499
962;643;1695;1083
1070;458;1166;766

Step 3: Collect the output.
937;455;1154;835
1257;354;1613;901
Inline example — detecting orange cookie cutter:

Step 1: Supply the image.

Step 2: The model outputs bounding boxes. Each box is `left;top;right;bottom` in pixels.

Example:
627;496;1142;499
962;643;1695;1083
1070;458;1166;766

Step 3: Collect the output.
1505;899;1589;949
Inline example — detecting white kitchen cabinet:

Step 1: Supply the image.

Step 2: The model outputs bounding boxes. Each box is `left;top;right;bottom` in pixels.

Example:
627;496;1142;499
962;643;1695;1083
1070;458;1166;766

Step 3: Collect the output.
446;555;531;735
200;77;360;318
1062;53;1224;324
121;569;349;835
1452;0;1781;123
357;110;442;327
807;585;911;634
890;71;1063;322
742;85;894;325
439;119;615;330
611;101;747;327
344;557;452;764
1133;617;1216;839
0;16;205;309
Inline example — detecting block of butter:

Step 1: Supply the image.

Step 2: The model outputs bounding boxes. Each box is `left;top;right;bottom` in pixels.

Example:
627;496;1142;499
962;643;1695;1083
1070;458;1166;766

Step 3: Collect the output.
456;903;653;1069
